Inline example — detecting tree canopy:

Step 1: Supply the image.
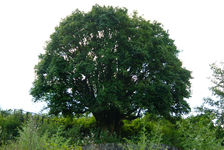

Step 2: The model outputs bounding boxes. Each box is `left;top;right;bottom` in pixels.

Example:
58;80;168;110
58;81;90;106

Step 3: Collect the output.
31;5;191;131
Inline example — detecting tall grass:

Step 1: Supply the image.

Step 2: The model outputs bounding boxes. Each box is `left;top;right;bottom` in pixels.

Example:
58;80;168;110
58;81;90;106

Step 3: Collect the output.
0;119;81;150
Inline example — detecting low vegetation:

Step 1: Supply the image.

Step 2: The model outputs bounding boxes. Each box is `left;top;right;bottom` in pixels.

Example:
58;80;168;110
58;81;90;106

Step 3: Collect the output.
0;109;223;150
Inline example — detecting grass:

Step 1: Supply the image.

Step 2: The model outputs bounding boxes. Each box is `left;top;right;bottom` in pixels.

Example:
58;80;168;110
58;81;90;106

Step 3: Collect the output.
0;119;81;150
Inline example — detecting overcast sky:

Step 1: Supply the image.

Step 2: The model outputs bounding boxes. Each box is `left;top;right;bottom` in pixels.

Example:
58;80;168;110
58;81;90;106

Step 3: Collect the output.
0;0;223;113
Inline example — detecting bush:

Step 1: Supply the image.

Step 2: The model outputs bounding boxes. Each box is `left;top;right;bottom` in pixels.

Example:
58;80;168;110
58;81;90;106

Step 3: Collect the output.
0;118;81;150
0;110;24;145
176;114;224;150
123;118;164;150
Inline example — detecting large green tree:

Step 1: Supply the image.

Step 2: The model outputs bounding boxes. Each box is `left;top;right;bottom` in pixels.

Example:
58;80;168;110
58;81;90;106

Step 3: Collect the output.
31;5;191;132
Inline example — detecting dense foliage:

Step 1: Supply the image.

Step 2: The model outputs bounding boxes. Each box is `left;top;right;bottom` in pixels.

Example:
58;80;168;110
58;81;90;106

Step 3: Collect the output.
31;5;191;132
0;109;223;150
0;110;25;145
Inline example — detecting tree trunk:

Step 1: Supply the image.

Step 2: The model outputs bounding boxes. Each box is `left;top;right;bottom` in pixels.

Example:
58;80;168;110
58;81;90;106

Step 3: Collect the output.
93;110;123;135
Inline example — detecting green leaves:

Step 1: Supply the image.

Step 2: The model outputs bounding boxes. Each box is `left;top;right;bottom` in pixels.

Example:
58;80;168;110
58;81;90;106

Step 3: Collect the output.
31;5;191;131
176;114;223;150
198;62;224;128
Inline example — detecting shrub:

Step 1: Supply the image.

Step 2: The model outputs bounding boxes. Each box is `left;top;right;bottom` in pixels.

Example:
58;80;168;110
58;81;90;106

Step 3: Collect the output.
0;110;24;145
123;119;164;150
176;114;224;150
0;118;81;150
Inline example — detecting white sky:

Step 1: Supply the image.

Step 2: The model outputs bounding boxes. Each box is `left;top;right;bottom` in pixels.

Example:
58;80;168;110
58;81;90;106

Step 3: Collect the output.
0;0;224;113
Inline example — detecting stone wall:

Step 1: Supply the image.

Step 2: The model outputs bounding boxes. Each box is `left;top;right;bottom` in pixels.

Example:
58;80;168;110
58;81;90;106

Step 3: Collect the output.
81;143;179;150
